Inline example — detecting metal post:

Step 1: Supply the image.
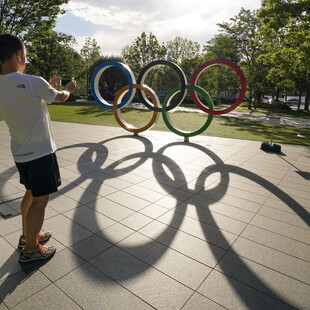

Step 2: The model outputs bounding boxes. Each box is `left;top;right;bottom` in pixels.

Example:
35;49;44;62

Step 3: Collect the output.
270;125;275;145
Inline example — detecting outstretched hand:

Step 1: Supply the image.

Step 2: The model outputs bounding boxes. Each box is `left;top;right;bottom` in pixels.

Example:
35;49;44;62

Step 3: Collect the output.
49;76;76;93
49;76;62;89
64;80;76;93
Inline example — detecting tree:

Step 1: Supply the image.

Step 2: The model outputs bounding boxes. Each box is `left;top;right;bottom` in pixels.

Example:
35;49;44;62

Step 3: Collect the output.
0;0;68;40
80;37;102;98
203;34;240;63
200;35;240;104
121;32;166;76
165;36;200;64
80;37;102;67
216;8;268;106
27;31;84;83
258;0;310;110
0;0;69;74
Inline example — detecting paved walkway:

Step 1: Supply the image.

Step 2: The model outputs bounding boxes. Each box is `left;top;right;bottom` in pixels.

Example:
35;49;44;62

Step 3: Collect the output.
0;121;309;310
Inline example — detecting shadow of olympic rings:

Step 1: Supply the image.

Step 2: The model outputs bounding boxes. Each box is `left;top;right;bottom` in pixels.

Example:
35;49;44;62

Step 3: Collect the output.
56;136;308;309
0;136;309;309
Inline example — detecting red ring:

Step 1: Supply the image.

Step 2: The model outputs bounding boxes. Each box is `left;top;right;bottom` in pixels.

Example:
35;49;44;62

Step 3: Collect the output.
190;59;246;115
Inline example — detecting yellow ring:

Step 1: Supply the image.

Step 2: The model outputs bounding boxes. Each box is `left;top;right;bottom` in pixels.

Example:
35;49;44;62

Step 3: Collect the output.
113;84;159;134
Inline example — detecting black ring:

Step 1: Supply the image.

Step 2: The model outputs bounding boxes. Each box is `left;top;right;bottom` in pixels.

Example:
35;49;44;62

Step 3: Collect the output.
137;60;187;112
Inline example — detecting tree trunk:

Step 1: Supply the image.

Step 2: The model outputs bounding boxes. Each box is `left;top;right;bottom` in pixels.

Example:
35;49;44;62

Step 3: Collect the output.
305;89;310;111
298;90;302;110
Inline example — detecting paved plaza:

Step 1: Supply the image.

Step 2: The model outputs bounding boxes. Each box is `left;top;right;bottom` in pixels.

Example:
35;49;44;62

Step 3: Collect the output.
0;120;309;309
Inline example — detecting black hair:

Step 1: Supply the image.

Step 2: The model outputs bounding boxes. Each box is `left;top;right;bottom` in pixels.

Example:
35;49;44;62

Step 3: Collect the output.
0;34;24;64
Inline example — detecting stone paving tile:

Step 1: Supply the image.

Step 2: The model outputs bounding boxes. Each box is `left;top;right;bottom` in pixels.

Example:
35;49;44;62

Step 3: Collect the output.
90;246;193;309
231;237;310;284
250;214;310;244
0;181;23;200
211;186;269;205
240;225;310;262
140;220;225;267
274;186;310;201
68;176;118;197
62;186;99;205
118;232;212;290
124;184;166;203
206;177;275;197
215;251;310;309
139;204;170;219
63;205;116;233
157;210;238;250
120;213;154;231
0;214;22;237
258;205;309;229
43;214;93;248
47;193;81;213
106;191;151;211
174;202;250;234
197;190;263;213
182;293;226;310
39;248;86;282
0;269;51;309
69;234;112;261
0;301;9;310
263;195;310;214
280;178;309;192
138;179;179;195
0;237;21;281
11;284;82;310
99;222;136;245
86;197;135;221
198;270;295;310
55;263;153;310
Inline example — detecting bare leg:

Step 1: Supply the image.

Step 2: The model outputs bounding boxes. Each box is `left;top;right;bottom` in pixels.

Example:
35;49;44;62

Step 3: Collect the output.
21;189;33;237
24;194;49;252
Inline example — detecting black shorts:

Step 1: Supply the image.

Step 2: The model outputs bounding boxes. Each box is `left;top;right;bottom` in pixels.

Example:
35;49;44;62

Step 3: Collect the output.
15;153;61;197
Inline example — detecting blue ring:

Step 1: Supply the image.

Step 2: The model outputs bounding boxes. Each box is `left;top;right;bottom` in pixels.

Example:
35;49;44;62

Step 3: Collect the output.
91;61;136;110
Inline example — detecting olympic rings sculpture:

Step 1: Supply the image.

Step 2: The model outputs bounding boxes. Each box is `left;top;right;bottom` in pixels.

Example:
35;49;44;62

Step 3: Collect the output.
91;59;246;140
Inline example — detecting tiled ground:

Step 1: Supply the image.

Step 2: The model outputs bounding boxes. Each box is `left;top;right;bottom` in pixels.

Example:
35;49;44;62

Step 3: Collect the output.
0;120;309;310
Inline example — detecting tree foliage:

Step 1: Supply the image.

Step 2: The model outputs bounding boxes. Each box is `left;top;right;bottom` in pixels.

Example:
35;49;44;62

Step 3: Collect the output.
258;0;310;110
121;32;166;75
203;34;240;63
214;8;270;105
0;0;68;41
1;0;309;110
27;31;84;82
165;36;200;64
80;37;102;67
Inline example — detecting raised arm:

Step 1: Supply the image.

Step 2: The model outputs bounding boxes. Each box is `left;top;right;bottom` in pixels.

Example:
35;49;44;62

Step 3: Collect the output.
49;76;76;103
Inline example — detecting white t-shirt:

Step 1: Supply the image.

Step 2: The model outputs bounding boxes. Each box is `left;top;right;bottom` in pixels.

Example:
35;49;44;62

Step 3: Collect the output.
0;72;58;163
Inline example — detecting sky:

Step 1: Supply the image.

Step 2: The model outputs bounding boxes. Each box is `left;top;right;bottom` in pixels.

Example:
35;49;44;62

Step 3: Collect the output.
54;0;262;56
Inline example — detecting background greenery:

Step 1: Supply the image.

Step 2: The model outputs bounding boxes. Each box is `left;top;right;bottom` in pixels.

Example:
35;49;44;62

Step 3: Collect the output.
1;0;309;109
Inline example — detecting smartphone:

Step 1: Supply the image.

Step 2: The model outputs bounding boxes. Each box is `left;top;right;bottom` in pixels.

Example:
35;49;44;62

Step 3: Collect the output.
61;78;72;86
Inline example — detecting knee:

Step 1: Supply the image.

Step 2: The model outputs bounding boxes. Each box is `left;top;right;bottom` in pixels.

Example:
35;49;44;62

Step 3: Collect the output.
32;194;49;207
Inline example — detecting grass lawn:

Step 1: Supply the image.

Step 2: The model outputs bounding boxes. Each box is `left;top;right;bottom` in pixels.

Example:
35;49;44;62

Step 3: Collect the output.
46;102;310;146
1;101;309;145
234;105;310;119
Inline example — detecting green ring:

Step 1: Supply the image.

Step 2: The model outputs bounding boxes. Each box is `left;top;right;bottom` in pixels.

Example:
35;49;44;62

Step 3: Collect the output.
162;84;214;137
